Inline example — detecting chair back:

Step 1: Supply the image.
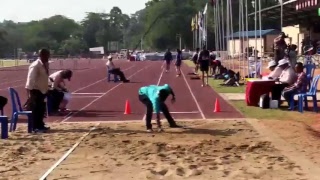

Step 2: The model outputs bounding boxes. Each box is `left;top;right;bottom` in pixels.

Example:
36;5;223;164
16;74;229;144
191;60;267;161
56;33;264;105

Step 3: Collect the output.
304;63;316;78
308;75;320;95
8;88;23;112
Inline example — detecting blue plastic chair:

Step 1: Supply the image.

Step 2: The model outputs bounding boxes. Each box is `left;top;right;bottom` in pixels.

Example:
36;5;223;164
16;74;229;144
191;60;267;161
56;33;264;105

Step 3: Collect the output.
0;116;8;139
294;75;320;113
107;66;119;82
304;63;316;88
8;88;33;133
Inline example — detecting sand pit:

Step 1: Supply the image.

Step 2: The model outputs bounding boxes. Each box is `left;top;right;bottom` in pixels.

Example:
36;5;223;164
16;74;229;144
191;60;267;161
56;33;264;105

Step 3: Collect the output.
0;123;97;180
42;120;310;180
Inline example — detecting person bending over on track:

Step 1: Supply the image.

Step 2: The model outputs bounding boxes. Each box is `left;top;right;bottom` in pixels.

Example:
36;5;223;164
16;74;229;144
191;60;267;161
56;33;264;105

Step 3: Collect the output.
175;49;182;76
138;84;181;132
48;69;73;113
191;48;200;74
198;45;210;87
164;49;173;72
106;55;130;83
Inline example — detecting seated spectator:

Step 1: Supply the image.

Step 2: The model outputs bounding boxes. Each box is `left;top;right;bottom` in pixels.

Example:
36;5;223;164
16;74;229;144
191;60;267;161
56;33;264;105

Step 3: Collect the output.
106;56;130;83
211;59;221;75
271;59;297;102
48;69;73;113
268;60;284;80
262;60;277;79
282;62;308;109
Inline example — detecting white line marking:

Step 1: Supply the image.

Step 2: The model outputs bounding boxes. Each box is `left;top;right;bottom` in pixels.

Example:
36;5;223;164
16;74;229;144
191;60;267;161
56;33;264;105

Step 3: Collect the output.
142;65;165;121
153;111;199;114
61;118;245;124
181;69;206;119
0;65;135;92
71;93;104;95
38;122;100;180
71;96;101;98
61;65;151;123
72;65;135;93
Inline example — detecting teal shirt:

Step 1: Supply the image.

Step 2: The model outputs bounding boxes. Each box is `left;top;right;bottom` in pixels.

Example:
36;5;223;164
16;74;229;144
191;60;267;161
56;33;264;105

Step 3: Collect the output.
138;84;171;113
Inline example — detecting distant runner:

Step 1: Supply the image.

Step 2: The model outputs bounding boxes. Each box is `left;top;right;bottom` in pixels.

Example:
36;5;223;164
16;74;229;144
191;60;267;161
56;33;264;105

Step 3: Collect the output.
164;49;173;72
192;48;200;74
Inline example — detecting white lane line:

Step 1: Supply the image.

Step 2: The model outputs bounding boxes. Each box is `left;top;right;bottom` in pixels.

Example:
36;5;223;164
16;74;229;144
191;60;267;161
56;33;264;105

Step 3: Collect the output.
153;111;199;114
0;65;135;92
71;96;101;98
71;93;104;95
61;65;151;123
181;69;206;119
38;122;100;180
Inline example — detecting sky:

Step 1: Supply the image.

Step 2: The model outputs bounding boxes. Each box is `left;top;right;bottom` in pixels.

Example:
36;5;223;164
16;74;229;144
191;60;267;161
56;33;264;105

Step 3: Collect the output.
0;0;149;22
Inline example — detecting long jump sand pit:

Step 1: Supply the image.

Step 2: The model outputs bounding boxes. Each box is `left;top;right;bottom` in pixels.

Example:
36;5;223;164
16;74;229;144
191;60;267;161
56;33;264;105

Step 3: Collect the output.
45;120;309;180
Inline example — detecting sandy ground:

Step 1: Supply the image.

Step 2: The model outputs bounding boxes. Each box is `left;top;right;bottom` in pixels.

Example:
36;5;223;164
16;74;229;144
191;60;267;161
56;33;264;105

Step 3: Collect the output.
2;120;320;180
44;120;310;180
0;123;97;180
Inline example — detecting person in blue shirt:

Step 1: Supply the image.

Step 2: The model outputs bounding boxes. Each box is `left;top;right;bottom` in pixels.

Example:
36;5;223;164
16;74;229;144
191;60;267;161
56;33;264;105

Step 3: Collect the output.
138;84;181;132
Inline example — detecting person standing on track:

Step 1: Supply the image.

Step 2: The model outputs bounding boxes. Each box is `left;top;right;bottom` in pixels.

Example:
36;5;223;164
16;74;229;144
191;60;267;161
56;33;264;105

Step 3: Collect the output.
25;48;50;133
191;48;200;74
198;45;210;87
164;49;173;72
175;49;182;77
138;84;181;132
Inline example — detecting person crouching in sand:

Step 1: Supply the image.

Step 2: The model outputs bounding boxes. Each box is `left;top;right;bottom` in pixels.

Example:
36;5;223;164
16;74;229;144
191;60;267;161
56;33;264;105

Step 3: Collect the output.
138;84;181;132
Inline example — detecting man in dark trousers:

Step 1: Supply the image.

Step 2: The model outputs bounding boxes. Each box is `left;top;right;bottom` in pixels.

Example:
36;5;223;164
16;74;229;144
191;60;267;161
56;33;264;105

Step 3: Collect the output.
138;84;181;132
164;49;173;72
198;45;210;87
25;49;50;133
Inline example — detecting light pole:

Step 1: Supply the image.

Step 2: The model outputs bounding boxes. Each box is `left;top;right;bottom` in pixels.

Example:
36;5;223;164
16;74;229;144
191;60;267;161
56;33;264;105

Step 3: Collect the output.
176;34;182;50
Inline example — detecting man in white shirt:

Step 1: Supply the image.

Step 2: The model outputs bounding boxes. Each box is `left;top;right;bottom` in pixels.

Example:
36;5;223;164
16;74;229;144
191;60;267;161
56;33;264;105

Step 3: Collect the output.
271;59;297;102
25;49;50;132
106;56;129;83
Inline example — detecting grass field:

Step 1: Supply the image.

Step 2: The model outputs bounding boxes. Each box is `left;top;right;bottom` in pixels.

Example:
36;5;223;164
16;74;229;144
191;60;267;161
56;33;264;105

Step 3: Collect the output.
0;59;29;67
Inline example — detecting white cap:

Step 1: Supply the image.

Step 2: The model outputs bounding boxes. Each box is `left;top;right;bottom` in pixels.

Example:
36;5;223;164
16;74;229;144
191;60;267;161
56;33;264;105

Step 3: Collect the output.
107;55;112;59
267;60;277;68
277;59;289;66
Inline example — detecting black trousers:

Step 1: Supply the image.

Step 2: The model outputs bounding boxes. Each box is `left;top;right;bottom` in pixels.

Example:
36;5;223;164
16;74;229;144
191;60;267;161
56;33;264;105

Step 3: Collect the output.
109;68;127;81
271;83;289;101
47;89;64;112
138;94;176;129
30;90;46;129
0;96;7;109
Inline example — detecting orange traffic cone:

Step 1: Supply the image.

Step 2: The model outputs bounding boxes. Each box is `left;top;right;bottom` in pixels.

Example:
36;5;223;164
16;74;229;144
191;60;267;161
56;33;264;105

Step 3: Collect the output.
214;98;221;112
124;100;131;114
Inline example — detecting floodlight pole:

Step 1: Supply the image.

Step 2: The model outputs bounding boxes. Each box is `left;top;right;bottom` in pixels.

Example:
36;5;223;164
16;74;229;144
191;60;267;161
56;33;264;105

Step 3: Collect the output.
176;34;182;50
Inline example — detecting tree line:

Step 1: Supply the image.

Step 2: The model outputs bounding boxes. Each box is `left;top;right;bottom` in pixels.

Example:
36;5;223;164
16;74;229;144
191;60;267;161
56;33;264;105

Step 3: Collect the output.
0;0;282;58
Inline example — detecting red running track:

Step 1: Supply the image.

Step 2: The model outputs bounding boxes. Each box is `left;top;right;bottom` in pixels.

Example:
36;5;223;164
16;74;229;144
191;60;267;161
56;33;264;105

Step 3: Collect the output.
0;60;243;124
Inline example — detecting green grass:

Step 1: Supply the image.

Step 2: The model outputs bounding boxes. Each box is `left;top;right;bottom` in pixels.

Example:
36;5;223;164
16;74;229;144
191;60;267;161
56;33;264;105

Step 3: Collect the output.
0;60;29;67
231;100;318;123
184;60;245;93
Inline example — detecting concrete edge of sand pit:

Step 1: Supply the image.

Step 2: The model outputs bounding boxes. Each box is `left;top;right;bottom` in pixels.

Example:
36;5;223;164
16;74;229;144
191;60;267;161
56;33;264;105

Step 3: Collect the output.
245;118;320;180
